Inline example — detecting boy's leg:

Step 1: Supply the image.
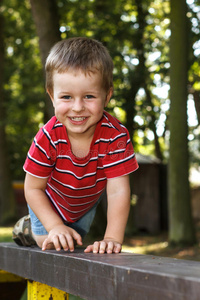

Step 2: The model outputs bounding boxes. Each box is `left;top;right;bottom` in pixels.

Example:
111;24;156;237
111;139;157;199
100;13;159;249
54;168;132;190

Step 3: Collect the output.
28;206;52;249
29;191;105;246
12;209;49;248
13;191;106;248
31;233;50;249
12;215;37;247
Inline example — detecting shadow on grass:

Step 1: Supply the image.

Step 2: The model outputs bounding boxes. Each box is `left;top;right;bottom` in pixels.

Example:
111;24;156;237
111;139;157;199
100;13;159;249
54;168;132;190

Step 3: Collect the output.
123;228;200;261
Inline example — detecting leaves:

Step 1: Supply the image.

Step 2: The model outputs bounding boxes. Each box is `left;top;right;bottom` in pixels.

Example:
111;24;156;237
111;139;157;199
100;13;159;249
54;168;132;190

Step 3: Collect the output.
1;0;200;179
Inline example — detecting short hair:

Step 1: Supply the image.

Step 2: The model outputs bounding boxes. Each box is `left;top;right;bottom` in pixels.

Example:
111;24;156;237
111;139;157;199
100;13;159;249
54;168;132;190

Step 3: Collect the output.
45;37;113;95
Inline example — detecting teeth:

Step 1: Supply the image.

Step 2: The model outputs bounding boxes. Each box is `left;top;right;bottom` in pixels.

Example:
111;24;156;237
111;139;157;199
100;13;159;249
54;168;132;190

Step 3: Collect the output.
71;117;86;121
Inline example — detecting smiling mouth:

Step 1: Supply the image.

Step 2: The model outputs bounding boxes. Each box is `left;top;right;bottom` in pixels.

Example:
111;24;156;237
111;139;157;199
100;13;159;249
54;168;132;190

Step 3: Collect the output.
70;117;87;121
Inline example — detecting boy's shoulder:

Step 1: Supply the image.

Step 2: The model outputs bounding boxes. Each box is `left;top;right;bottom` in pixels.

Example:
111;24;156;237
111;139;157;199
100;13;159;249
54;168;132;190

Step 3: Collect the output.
101;111;128;135
43;116;63;132
38;116;66;144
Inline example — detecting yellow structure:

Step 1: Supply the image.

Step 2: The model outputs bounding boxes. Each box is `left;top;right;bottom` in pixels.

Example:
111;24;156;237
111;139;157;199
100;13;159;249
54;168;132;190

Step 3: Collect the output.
0;270;69;300
28;281;69;300
0;269;25;282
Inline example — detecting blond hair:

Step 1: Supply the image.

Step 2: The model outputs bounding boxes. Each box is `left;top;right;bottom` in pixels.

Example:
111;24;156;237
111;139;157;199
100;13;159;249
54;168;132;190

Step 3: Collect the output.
45;37;113;95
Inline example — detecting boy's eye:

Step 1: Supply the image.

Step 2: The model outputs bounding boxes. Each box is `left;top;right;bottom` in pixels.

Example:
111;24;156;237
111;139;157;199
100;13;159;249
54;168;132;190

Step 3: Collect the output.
85;95;95;99
62;95;71;100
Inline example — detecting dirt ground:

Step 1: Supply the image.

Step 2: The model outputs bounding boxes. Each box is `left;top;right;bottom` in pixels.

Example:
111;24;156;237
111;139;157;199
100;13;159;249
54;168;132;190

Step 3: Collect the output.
122;224;200;261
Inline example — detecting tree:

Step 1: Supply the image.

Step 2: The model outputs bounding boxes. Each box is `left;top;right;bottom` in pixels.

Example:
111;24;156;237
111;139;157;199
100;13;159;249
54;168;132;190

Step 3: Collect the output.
168;0;196;245
0;0;16;224
1;0;199;237
29;0;61;120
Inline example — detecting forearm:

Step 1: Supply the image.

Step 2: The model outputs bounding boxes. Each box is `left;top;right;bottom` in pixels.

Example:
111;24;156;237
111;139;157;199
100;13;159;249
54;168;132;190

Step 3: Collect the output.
24;173;82;252
26;190;64;232
24;174;64;232
84;180;130;254
104;195;130;244
104;175;131;244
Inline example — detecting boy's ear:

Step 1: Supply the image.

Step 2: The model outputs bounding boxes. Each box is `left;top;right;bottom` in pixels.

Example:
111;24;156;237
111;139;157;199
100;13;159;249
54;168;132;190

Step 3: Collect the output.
47;90;55;106
105;88;113;107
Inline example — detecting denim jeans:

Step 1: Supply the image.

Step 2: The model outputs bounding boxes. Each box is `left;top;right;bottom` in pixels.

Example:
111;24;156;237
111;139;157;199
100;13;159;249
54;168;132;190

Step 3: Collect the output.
28;191;105;239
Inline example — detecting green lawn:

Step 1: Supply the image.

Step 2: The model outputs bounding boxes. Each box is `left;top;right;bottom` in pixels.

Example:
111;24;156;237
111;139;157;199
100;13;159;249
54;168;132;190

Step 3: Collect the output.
0;227;13;243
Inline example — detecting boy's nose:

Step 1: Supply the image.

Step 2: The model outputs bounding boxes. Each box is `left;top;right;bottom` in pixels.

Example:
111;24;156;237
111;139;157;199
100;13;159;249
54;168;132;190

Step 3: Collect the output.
72;98;85;112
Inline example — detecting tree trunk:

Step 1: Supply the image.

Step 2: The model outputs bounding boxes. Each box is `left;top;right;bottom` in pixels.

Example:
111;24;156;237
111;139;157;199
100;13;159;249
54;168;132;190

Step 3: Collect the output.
193;90;200;125
144;86;163;161
29;0;61;120
169;0;196;245
0;0;16;224
125;0;147;142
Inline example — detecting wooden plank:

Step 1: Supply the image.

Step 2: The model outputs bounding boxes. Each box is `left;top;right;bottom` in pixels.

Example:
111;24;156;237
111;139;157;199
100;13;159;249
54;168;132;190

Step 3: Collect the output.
0;243;200;300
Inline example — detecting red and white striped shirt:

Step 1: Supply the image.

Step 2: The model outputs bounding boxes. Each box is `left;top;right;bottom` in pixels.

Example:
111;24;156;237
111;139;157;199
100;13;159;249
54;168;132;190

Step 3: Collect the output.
23;111;138;222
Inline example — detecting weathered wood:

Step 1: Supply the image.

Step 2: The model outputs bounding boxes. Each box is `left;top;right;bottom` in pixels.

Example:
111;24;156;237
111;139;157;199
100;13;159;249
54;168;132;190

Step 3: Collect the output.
0;243;200;300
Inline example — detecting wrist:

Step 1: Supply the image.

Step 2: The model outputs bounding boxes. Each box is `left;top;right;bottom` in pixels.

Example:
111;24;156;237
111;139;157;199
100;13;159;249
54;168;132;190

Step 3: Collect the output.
103;236;122;244
45;220;64;233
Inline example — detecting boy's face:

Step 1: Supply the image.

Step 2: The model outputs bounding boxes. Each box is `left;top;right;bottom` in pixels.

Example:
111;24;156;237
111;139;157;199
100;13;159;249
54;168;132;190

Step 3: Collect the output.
48;70;112;139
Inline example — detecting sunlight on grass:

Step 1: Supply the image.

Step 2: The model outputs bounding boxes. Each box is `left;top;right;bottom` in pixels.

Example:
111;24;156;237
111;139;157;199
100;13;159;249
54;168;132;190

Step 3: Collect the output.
0;227;13;242
0;227;13;236
122;241;169;254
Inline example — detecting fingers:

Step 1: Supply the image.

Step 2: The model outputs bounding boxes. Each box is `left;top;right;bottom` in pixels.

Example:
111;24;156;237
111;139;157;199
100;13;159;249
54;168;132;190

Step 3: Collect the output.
106;241;114;254
72;230;83;246
42;235;63;251
42;237;53;251
59;233;69;251
113;243;121;254
84;245;94;253
84;240;122;254
42;229;82;252
42;233;73;252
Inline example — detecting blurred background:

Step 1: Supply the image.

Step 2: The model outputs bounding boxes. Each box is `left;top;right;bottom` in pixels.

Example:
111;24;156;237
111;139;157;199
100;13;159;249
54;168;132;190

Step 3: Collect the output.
0;0;200;248
1;0;200;299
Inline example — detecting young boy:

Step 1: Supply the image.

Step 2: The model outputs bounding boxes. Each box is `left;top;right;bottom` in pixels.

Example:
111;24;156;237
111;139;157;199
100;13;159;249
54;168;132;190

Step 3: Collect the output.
13;37;138;254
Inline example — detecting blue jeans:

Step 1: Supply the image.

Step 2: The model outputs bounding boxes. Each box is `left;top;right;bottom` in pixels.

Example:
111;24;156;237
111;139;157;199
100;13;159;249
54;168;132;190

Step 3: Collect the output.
28;192;105;238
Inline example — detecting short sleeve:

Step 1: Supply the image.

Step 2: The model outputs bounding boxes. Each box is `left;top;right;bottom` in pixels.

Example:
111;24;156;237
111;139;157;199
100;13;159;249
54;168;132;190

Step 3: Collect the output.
23;127;56;178
102;130;139;179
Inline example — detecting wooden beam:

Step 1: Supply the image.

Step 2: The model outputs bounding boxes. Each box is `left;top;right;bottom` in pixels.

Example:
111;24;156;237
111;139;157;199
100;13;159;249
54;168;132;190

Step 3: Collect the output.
0;243;200;300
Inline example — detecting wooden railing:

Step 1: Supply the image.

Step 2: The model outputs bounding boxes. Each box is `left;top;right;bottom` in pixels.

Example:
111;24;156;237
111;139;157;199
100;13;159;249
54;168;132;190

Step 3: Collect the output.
0;242;200;299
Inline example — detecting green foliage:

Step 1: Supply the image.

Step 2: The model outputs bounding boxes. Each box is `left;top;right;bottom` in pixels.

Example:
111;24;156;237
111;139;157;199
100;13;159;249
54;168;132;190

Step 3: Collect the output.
57;0;172;154
1;0;200;179
2;0;45;179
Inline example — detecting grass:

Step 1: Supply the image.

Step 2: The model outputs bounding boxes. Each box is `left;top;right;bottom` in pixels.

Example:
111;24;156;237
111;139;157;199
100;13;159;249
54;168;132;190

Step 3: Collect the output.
0;227;13;243
123;227;200;261
1;226;200;261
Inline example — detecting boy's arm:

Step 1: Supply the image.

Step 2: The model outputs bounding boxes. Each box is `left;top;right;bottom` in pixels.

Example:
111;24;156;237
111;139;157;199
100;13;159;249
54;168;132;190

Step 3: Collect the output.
84;174;130;254
24;173;82;251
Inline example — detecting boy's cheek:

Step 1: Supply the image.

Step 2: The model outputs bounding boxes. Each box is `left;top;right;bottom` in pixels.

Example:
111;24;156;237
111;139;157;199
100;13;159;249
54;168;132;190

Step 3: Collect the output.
54;102;69;112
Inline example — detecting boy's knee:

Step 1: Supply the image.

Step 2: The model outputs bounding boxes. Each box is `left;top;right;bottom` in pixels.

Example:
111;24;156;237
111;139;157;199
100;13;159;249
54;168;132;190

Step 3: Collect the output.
32;233;47;249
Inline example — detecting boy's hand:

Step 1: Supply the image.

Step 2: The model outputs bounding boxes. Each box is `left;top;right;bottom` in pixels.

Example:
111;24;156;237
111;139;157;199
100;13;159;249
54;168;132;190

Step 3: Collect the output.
84;238;122;254
42;224;82;252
